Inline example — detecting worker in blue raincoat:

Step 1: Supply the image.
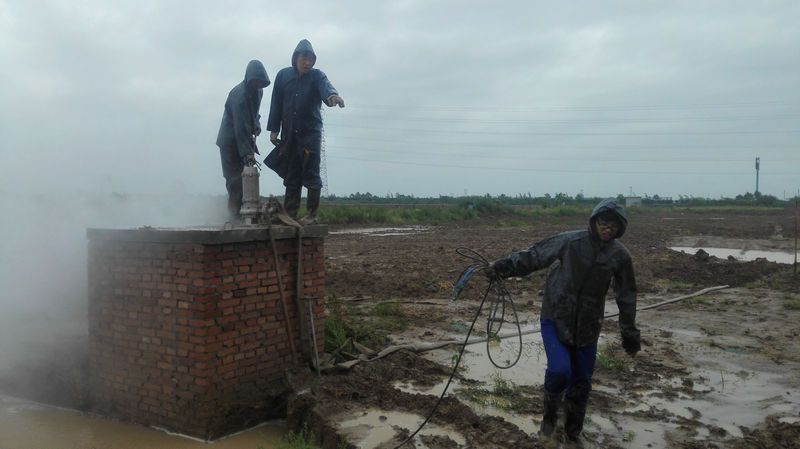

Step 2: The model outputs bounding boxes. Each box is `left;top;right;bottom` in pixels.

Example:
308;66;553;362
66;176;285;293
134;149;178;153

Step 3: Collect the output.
265;39;344;224
216;60;270;220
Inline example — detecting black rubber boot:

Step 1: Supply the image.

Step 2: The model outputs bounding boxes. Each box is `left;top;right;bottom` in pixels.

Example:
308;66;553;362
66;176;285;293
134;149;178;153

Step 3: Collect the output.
564;399;587;443
540;392;561;436
227;192;242;222
283;186;302;219
299;188;321;225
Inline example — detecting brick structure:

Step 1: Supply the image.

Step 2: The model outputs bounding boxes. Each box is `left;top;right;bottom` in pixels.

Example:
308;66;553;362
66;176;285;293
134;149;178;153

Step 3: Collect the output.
86;225;326;439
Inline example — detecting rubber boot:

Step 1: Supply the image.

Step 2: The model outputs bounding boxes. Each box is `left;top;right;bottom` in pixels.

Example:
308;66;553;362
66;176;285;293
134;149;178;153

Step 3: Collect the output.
538;392;561;447
299;188;321;225
283;186;302;219
227;193;242;223
564;399;587;444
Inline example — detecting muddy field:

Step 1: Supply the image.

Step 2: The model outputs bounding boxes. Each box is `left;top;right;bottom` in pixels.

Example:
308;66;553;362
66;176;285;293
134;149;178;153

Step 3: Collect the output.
312;207;800;449
2;207;799;449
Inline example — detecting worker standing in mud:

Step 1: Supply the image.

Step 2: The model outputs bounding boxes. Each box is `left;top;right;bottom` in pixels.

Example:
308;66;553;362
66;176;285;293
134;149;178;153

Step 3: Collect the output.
265;39;344;225
487;198;641;446
216;60;270;221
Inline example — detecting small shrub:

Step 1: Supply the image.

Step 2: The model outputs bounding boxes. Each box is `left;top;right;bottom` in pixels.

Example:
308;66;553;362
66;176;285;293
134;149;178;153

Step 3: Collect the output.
272;426;319;449
490;373;516;397
596;344;626;371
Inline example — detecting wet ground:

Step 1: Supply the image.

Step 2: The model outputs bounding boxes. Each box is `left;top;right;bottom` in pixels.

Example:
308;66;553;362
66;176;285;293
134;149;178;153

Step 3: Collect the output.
316;207;800;449
2;207;800;448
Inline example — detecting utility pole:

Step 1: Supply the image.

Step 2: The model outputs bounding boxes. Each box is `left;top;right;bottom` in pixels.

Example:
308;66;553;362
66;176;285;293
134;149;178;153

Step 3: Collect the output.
755;157;760;194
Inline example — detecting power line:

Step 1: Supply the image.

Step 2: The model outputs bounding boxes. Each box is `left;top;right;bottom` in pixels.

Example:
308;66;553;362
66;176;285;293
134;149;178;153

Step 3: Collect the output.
328;155;800;175
330;135;796;151
346;100;800;113
323;145;800;163
334;113;800;125
326;123;800;136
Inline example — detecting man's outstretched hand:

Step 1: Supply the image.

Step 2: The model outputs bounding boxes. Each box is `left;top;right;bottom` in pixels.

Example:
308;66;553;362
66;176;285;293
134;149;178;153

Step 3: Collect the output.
326;94;345;108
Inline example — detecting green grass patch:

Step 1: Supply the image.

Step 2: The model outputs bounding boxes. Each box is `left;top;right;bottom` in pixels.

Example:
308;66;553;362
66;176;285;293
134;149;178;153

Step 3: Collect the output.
622;430;636;442
655;279;694;291
317;204;479;225
324;295;388;360
457;373;536;413
596;344;627;372
324;313;348;351
372;301;404;317
371;301;407;332
270;426;319;449
686;295;714;305
783;296;800;310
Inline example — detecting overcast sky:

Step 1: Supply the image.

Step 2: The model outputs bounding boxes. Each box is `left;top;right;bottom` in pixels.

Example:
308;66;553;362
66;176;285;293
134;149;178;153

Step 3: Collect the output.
1;0;798;199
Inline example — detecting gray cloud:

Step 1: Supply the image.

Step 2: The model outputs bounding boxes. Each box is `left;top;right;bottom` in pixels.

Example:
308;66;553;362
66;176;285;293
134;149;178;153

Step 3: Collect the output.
1;0;798;199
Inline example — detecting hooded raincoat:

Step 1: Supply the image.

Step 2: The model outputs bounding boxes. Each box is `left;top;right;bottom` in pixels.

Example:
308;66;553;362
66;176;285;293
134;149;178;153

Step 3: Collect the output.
216;60;270;157
493;199;640;348
266;40;338;188
216;60;269;215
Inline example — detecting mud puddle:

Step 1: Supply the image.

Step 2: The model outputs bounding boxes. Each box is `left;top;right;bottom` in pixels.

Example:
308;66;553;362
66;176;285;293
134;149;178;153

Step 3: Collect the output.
335;408;466;449
380;317;800;448
669;235;798;264
0;395;286;449
670;246;797;264
329;226;431;236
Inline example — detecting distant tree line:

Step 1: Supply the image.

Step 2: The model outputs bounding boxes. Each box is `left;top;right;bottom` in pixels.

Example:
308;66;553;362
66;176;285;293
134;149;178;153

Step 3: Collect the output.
326;191;792;207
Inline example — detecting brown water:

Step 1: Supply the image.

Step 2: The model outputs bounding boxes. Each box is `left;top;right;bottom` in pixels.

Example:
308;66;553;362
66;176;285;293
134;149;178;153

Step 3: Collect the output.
0;395;286;449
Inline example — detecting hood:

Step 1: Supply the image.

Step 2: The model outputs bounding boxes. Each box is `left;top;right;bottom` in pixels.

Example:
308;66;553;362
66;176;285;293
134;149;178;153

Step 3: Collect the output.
589;198;629;239
244;59;270;88
291;39;317;69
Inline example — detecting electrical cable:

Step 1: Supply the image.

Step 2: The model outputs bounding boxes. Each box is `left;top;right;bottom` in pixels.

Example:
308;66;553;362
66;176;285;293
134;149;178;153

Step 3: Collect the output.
392;248;523;448
326;155;800;176
326;122;800;136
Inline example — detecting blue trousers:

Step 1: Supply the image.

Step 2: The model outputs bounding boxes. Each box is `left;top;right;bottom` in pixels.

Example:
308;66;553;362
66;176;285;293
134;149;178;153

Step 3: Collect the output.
541;319;597;405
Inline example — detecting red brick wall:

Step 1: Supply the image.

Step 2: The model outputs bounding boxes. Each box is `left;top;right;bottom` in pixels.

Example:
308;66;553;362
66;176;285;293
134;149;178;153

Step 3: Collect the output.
88;230;325;439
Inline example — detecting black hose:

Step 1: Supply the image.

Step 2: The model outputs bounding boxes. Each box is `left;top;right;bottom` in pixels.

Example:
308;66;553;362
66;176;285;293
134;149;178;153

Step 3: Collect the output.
392;248;524;448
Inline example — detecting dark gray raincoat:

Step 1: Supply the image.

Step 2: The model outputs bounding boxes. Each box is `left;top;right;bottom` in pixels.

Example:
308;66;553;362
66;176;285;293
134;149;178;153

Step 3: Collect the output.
265;40;338;188
493;199;640;348
216;60;270;157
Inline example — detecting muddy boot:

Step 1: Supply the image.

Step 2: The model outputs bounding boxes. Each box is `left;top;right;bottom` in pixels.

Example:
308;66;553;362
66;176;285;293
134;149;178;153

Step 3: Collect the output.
564;399;587;444
298;188;321;225
538;392;561;447
283;186;302;219
227;194;242;223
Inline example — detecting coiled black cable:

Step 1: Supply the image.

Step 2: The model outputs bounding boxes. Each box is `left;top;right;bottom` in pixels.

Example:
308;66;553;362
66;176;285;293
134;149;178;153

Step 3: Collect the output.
392;248;524;448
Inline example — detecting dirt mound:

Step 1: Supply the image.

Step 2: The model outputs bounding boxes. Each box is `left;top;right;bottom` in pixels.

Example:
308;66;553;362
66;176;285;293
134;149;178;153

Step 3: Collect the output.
733;416;800;449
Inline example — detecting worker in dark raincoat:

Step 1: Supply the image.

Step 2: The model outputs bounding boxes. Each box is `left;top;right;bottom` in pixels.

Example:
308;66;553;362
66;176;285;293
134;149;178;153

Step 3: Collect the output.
487;198;641;445
216;60;270;220
265;39;344;224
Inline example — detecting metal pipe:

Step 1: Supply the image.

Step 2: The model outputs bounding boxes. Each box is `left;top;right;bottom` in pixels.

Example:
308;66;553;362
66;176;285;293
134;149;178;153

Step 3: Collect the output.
240;166;261;225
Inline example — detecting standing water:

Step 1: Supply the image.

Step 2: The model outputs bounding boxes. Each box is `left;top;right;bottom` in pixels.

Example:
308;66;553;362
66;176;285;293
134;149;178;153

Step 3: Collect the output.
670;246;798;264
0;395;286;449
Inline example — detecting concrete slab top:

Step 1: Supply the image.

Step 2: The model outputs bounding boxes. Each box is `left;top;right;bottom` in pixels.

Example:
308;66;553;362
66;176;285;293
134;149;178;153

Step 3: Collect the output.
86;224;327;244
